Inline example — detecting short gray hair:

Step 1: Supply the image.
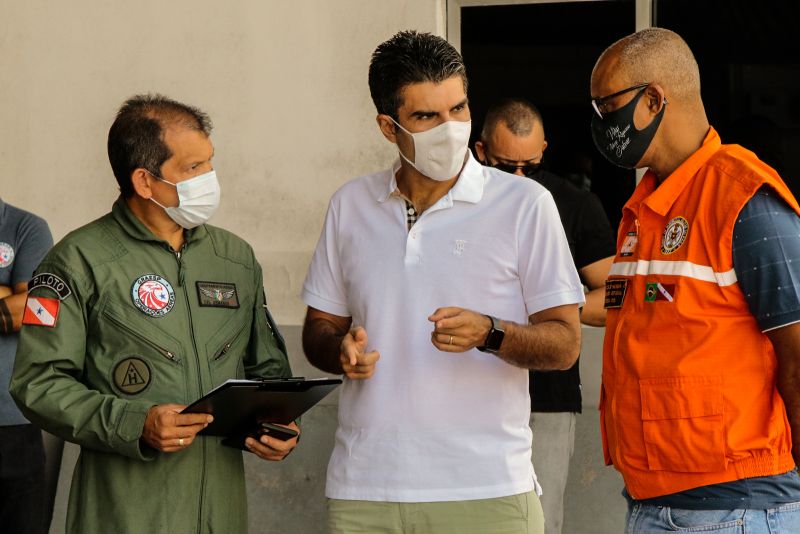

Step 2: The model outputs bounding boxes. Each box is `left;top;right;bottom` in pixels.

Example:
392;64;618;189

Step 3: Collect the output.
594;28;701;102
481;97;543;141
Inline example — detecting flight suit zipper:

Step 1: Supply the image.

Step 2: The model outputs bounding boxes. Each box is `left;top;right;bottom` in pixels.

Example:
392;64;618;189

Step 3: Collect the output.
175;248;207;534
104;313;180;362
214;322;249;361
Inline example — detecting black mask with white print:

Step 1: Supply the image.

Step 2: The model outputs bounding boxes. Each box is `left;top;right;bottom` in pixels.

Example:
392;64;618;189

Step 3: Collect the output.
591;88;666;169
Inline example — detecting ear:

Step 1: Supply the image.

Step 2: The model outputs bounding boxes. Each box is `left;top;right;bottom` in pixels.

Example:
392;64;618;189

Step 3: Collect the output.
474;140;487;161
376;114;398;143
131;168;155;199
645;84;667;114
541;140;549;154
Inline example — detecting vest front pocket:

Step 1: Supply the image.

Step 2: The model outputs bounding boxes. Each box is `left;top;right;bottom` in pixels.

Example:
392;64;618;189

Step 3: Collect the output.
639;375;725;473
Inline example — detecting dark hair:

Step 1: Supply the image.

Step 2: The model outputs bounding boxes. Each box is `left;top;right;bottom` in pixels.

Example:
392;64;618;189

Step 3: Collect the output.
368;30;467;119
107;94;212;198
481;97;543;141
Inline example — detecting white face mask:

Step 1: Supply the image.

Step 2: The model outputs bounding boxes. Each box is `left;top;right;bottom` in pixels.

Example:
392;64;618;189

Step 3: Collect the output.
150;169;221;229
392;118;471;181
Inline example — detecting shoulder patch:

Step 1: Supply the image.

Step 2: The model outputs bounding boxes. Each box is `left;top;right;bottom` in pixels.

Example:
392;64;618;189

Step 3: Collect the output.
196;281;239;308
29;273;72;300
22;296;60;327
0;242;14;268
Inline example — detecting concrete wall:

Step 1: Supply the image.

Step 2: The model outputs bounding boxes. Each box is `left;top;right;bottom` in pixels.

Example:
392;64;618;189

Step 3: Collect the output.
49;326;627;534
2;2;629;532
1;0;444;325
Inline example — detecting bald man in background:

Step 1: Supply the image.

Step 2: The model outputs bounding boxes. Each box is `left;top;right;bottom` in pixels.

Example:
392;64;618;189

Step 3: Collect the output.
476;99;614;534
594;28;800;532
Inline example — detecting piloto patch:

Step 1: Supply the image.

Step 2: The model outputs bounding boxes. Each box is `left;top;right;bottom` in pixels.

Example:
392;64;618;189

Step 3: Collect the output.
22;296;60;327
131;274;175;318
196;281;239;308
604;279;628;309
661;216;689;255
113;357;151;395
0;242;14;268
29;273;72;300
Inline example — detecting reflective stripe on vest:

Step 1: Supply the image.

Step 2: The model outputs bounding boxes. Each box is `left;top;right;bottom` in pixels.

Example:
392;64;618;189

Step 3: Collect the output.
609;260;738;286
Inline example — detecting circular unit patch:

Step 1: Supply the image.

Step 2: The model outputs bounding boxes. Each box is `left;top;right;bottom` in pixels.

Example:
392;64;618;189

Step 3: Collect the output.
661;216;689;255
0;242;14;268
113;357;151;395
131;274;175;318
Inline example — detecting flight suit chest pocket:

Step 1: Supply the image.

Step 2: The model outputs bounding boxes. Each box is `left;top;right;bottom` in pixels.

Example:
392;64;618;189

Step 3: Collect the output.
206;299;253;385
97;299;186;404
639;375;725;473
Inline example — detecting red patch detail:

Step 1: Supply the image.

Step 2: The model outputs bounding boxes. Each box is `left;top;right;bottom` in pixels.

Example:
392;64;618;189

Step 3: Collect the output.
22;297;60;327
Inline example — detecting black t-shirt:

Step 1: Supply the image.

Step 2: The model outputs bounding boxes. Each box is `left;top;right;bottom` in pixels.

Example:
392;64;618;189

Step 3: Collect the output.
528;170;615;413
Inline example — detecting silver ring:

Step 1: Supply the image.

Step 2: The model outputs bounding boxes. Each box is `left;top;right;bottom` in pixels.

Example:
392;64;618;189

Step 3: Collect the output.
448;335;453;345
179;438;184;446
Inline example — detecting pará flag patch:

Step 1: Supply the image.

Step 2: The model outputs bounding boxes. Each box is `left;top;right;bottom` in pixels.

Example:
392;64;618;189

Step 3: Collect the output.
22;297;60;327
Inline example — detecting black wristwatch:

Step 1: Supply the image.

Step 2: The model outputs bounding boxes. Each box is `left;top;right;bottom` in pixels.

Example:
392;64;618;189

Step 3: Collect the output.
477;315;505;354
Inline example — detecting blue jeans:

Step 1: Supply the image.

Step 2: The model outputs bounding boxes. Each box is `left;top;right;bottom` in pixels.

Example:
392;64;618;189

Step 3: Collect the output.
626;501;800;532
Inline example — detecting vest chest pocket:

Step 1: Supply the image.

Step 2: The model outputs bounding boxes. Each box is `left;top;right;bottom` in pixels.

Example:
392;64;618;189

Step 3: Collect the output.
639;375;726;473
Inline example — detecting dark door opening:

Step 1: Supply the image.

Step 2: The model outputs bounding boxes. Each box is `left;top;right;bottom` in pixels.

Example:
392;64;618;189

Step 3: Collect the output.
460;0;637;232
655;0;800;198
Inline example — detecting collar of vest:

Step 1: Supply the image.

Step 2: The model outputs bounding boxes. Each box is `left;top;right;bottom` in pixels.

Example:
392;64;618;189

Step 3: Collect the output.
626;127;722;217
111;196;207;248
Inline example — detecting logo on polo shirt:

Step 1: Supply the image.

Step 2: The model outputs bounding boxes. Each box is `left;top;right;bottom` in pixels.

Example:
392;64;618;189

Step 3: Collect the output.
453;240;467;256
661;216;689;255
0;242;14;268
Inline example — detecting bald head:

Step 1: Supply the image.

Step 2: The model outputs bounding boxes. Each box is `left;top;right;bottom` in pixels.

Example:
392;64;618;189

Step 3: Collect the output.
481;97;543;141
593;28;701;104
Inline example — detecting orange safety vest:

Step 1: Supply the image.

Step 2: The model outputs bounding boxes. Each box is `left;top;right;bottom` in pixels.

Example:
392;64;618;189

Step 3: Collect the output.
601;127;800;500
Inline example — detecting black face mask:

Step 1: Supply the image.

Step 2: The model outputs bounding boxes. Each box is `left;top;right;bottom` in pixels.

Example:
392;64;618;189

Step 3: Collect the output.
591;88;666;169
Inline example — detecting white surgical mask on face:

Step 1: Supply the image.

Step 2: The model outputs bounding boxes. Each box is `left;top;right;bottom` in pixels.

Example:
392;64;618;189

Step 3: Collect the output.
391;118;471;181
150;169;221;229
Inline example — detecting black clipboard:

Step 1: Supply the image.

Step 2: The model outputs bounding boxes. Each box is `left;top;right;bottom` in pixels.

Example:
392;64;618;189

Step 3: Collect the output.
182;377;341;439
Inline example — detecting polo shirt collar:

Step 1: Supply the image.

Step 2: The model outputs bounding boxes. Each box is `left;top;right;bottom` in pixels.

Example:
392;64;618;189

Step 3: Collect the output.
377;151;485;204
635;127;722;216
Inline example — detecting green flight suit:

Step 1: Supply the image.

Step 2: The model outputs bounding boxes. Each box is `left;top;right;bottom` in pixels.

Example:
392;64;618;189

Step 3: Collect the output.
10;198;292;534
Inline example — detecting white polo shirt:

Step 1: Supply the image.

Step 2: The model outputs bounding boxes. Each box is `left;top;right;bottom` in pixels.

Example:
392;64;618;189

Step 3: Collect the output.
302;153;584;502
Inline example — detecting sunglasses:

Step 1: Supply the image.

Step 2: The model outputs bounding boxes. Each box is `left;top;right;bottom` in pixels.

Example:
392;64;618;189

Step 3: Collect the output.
489;161;542;177
591;82;650;119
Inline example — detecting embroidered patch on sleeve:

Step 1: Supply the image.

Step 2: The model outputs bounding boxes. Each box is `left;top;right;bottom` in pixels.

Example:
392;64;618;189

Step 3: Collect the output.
196;282;239;308
22;296;60;327
28;273;72;300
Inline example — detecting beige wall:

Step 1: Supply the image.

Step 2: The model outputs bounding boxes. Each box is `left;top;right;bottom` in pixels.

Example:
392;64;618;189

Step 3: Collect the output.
0;0;445;324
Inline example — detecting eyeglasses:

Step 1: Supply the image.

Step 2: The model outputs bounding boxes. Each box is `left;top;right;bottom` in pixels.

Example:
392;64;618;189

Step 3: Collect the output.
489;160;542;177
591;82;649;119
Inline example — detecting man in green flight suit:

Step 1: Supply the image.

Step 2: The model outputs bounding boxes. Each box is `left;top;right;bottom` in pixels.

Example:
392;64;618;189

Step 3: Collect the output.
10;94;298;534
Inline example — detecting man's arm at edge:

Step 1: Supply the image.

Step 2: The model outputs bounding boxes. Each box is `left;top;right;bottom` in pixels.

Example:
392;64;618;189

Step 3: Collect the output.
0;282;30;334
767;322;800;466
579;256;614;327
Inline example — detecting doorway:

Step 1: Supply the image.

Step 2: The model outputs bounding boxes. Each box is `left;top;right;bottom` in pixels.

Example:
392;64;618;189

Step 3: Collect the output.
456;0;638;232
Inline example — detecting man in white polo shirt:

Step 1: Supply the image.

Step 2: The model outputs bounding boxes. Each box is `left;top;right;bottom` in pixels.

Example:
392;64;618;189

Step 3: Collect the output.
301;30;585;534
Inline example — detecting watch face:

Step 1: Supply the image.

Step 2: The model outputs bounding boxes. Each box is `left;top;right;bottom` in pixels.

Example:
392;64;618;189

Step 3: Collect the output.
485;329;505;352
481;315;505;353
